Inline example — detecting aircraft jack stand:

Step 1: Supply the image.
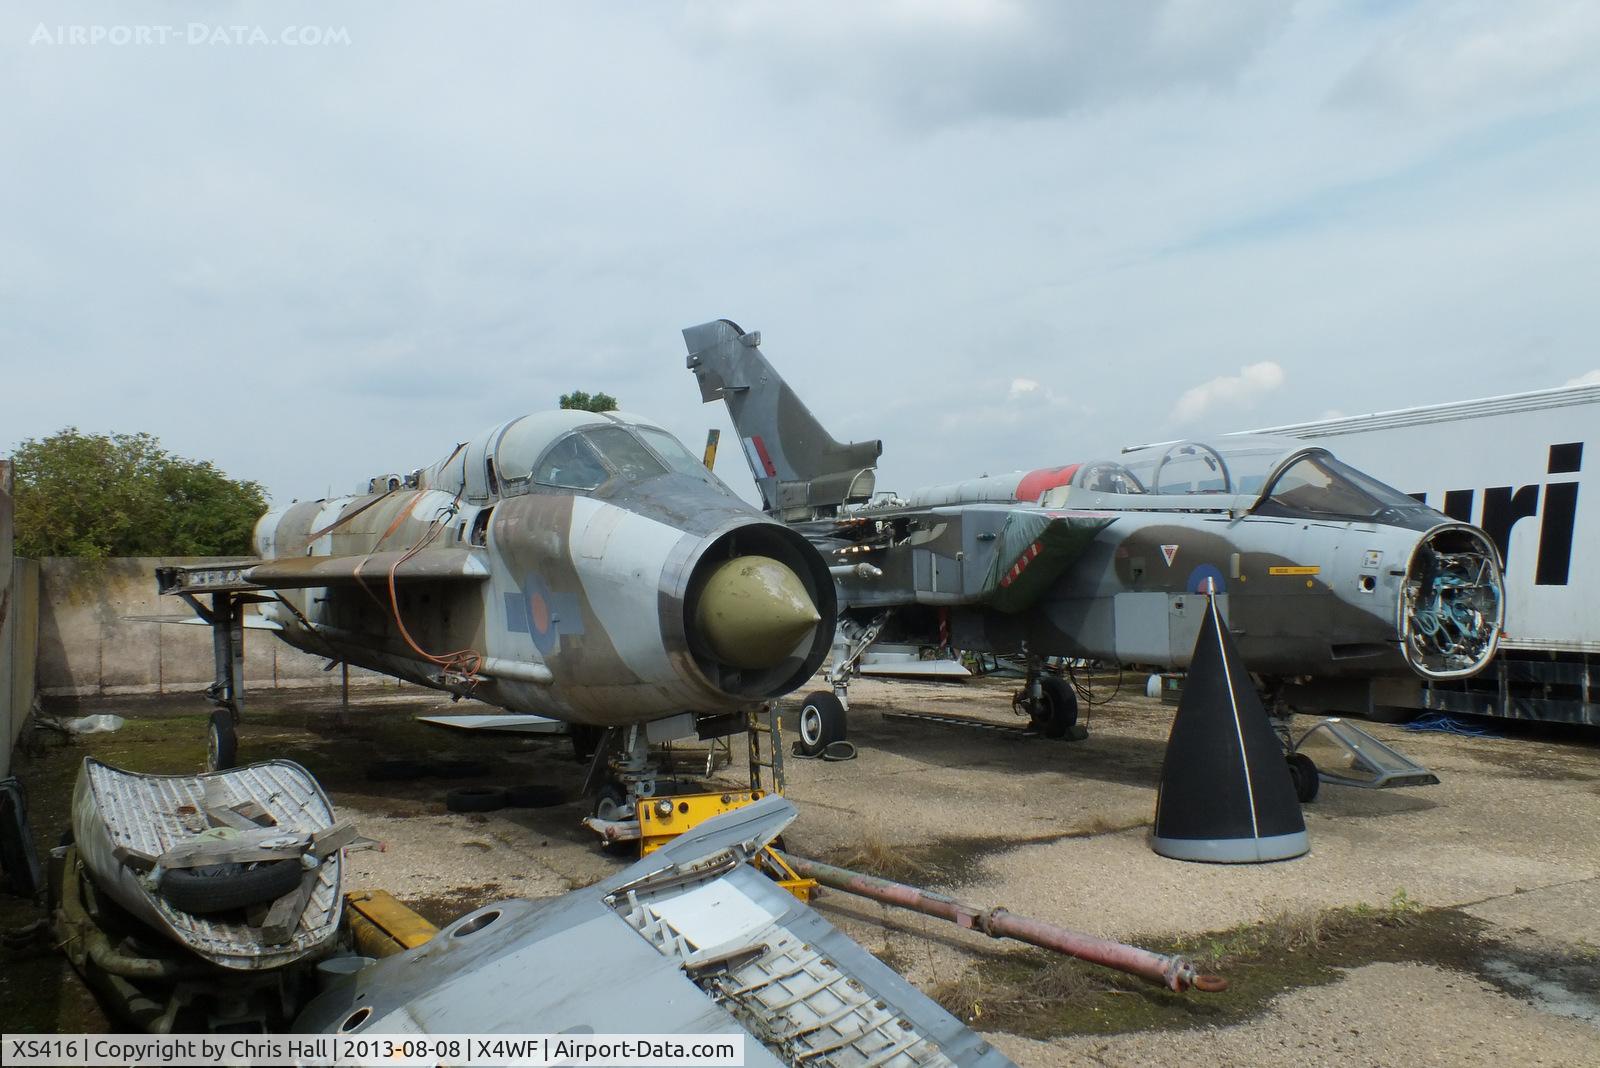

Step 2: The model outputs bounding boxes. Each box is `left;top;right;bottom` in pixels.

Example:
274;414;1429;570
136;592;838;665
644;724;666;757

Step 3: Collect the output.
581;707;820;901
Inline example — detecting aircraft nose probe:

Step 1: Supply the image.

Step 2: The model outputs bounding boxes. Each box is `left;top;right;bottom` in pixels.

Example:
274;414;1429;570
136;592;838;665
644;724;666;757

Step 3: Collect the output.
694;555;823;670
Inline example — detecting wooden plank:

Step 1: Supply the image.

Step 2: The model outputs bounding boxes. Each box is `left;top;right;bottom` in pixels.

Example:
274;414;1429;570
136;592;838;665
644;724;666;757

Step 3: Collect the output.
260;870;320;944
160;845;307;869
311;821;357;858
203;805;261;832
113;844;158;872
231;800;275;827
159;830;310;869
201;780;232;810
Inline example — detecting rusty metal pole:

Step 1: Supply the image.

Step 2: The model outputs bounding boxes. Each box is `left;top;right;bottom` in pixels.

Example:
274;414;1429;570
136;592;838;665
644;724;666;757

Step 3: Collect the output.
776;851;1225;993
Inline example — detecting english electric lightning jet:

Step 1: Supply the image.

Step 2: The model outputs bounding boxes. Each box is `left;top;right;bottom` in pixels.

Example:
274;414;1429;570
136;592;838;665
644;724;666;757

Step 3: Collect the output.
683;319;1505;790
157;409;835;821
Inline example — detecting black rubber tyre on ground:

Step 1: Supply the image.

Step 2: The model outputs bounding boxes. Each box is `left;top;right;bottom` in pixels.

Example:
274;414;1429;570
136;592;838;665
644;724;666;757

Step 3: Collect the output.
445;786;508;813
365;759;432;782
794;692;847;757
1287;752;1320;804
158;860;301;915
1036;677;1080;739
504;784;566;808
207;710;238;772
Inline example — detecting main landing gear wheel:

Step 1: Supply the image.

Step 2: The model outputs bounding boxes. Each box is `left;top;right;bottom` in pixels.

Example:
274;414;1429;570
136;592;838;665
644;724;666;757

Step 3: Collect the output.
1287;752;1320;804
207;710;238;772
1034;677;1079;740
591;782;634;854
592;782;631;822
795;691;846;757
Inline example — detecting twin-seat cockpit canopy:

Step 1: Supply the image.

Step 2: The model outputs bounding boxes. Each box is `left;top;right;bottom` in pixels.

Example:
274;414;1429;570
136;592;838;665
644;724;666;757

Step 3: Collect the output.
1060;435;1425;521
421;410;716;504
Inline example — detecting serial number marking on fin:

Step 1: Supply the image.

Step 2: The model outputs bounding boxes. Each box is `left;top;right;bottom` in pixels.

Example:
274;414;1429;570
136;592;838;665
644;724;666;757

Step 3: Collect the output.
1268;565;1321;576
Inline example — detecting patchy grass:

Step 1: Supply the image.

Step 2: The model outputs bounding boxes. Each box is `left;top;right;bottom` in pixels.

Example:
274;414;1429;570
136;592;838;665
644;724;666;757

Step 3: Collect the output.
828;831;940;885
820;820;1148;891
931;893;1515;1039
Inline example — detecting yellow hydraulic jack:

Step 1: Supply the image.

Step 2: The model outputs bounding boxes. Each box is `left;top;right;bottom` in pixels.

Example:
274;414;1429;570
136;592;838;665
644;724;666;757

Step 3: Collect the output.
344;889;439;958
636;705;818;902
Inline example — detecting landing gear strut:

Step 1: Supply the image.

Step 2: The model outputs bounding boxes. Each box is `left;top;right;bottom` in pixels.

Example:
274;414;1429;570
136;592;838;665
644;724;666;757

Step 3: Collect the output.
188;590;247;772
585;725;661;823
1264;678;1320;804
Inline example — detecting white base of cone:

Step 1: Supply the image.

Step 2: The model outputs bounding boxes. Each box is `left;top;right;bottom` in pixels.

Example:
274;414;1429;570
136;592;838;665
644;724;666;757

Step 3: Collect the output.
1151;830;1310;864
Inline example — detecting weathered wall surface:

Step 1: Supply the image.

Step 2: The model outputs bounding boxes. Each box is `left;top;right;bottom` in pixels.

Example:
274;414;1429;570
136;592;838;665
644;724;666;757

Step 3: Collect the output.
2;459;39;775
35;556;401;699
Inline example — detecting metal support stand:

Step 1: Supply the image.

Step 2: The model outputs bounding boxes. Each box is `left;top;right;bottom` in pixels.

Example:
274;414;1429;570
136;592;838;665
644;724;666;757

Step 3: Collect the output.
180;591;245;771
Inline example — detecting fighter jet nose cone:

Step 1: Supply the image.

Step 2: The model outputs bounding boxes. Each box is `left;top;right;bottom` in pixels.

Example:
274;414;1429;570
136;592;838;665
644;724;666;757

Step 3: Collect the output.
695;555;821;670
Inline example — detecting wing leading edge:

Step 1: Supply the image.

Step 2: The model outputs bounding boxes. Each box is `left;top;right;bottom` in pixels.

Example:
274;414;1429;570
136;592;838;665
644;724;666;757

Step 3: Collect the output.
155;549;490;596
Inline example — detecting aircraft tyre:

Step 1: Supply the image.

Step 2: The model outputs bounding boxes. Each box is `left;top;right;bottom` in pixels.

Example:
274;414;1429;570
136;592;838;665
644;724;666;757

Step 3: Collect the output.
158;860;301;915
1287;752;1320;804
445;786;508;813
592;782;631;821
592;783;635;854
795;692;847;757
207;710;237;772
1037;677;1079;740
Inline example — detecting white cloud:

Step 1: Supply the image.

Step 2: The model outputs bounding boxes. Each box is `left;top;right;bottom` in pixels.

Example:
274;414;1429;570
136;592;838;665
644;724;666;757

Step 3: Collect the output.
689;0;1288;127
1170;362;1286;424
1565;369;1600;387
1333;1;1600;116
2;3;1599;501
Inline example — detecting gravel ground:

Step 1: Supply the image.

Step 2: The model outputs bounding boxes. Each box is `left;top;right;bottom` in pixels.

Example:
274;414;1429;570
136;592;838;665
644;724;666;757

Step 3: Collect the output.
301;674;1598;1064
11;676;1598;1064
995;961;1599;1067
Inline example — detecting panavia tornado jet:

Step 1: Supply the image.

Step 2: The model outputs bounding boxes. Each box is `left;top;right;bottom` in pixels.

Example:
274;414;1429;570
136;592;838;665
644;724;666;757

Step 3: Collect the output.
156;409;835;819
684;319;1505;786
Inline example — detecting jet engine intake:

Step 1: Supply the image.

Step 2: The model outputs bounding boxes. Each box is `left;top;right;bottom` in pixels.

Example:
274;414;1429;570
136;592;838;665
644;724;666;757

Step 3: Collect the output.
1400;524;1503;680
681;523;836;701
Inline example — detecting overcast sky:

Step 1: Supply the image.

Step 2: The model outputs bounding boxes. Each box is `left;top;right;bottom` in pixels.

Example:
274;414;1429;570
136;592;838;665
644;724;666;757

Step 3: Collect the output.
4;1;1599;506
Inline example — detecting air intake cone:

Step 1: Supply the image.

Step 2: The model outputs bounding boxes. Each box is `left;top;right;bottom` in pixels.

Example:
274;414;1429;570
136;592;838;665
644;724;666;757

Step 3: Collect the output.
694;555;821;670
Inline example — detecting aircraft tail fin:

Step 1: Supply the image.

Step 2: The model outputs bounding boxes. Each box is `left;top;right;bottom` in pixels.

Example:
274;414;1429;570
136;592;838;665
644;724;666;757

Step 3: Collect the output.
684;320;882;518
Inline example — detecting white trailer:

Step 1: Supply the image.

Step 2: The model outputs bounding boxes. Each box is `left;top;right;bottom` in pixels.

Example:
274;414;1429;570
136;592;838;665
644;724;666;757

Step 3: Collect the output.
1242;383;1598;726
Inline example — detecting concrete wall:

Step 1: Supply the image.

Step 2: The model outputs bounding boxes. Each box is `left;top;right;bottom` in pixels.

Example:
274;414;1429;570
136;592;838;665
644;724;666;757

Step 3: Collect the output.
2;459;39;775
35;556;401;699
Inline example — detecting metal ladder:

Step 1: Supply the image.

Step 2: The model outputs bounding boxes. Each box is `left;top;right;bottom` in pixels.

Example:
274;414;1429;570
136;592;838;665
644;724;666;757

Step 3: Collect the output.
747;704;786;796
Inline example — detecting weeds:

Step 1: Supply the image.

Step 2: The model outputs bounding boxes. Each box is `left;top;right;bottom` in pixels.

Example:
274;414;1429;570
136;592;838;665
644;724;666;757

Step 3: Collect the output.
825;831;938;885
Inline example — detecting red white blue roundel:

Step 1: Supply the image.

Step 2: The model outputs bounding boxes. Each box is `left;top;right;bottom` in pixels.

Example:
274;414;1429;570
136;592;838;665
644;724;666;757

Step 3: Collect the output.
504;575;583;655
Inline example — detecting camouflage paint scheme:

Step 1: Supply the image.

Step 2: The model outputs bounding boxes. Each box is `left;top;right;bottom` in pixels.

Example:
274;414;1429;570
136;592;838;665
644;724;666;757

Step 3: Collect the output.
684;319;1505;688
249;409;835;728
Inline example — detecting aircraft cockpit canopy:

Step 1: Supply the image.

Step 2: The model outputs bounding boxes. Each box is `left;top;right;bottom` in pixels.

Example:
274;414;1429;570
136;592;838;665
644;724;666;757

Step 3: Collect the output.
1073;436;1428;521
427;411;720;502
530;424;714;491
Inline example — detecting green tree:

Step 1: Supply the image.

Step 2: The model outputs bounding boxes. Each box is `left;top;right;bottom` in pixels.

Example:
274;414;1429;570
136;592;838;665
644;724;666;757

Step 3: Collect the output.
559;390;619;413
9;428;267;558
